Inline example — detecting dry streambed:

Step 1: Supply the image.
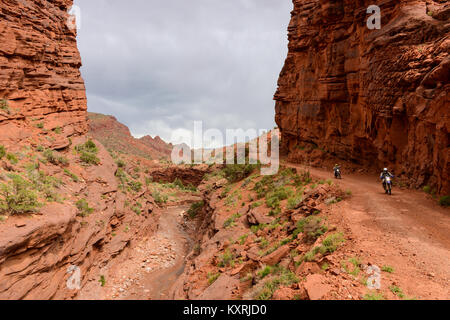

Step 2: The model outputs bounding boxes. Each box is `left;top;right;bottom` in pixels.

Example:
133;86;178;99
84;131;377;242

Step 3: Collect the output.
77;205;195;300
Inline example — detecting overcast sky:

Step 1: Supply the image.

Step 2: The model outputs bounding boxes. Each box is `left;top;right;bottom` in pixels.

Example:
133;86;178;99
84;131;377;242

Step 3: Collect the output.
74;0;292;147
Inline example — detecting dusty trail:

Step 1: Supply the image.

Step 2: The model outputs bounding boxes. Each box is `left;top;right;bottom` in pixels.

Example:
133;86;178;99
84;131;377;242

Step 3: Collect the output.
287;162;450;299
78;205;193;300
122;205;194;300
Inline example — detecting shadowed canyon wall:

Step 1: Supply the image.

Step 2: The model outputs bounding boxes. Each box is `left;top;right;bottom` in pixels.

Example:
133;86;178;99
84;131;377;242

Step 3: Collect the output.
275;0;449;194
0;0;88;147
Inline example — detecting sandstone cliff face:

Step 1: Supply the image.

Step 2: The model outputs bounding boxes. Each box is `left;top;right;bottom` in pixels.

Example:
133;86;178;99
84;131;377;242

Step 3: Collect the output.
0;0;88;146
275;0;449;194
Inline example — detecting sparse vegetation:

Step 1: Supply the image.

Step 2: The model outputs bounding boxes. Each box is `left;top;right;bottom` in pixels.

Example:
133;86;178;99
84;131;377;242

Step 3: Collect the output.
152;190;168;205
389;285;405;298
75;199;94;217
99;275;106;287
0;145;5;159
223;213;241;229
218;249;235;268
187;201;204;219
223;164;259;183
0;99;9;113
364;292;385;300
64;169;79;182
75;139;100;165
207;272;220;285
256;267;298;300
439;196;450;207
6;153;18;164
382;265;394;273
43;149;68;166
0;174;41;215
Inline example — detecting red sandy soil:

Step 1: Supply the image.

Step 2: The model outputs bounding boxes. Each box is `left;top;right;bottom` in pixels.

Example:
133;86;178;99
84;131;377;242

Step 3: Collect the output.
286;162;450;299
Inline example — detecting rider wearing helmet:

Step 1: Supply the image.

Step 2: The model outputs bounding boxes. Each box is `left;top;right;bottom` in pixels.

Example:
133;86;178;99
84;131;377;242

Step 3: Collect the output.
380;168;394;186
333;164;341;178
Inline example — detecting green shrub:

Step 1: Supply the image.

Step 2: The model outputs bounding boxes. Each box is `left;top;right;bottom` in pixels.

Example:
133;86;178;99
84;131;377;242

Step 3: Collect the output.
132;202;142;215
423;186;431;194
439;196;450;207
0;99;9;112
75;139;100;165
0;175;41;215
382;265;394;273
79;151;100;165
53;127;62;134
208;272;220;285
6;153;18;164
0;145;5;159
292;216;327;241
152;190;168;205
75;199;94;217
43;149;68;166
287;194;303;210
128;180;142;192
364;292;385;300
223;164;259;183
218;249;235;268
116;159;126;168
36;122;44;129
99;275;106;287
320;232;344;254
389;286;405;299
64;169;79;182
187;201;204;218
256;268;298;300
223;213;241;228
257;266;273;279
266;187;293;209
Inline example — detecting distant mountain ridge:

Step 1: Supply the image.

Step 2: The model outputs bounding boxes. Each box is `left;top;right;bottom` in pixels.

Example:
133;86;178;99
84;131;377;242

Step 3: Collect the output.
88;112;172;160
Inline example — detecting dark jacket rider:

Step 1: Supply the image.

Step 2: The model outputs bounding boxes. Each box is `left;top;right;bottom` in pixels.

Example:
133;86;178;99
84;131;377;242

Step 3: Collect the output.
380;168;394;182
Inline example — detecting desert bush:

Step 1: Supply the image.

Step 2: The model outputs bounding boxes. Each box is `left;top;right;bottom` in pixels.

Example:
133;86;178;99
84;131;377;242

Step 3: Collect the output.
0;175;41;215
75;139;100;165
223;213;241;228
128;180;142;192
187;201;204;219
75;199;94;217
439;195;450;207
423;186;431;194
256;267;298;300
287;194;303;210
0;145;5;159
0;99;9;112
217;249;235;268
223;164;259;183
265;187;293;209
43;149;68;166
6;153;18;164
152;190;168;205
64;169;79;182
116;159;126;168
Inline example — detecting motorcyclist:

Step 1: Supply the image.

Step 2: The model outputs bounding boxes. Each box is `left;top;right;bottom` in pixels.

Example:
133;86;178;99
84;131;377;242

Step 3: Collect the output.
380;168;394;191
333;164;341;178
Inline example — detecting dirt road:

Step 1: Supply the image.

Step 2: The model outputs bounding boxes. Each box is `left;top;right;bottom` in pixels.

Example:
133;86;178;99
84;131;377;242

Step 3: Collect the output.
287;162;450;299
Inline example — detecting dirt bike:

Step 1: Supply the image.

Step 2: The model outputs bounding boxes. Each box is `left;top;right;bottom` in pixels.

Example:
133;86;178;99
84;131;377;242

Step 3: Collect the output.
383;176;393;195
334;168;342;179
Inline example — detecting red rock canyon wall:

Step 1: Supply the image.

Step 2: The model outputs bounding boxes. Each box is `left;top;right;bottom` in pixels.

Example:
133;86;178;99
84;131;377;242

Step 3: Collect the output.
275;0;449;194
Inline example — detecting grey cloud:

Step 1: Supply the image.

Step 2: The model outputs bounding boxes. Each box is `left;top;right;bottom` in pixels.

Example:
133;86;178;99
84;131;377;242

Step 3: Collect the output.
74;0;292;146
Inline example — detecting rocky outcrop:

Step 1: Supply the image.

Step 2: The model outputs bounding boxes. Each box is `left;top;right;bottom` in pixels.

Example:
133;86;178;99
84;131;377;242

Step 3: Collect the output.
0;137;160;299
275;0;449;194
0;0;88;146
88;112;172;160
